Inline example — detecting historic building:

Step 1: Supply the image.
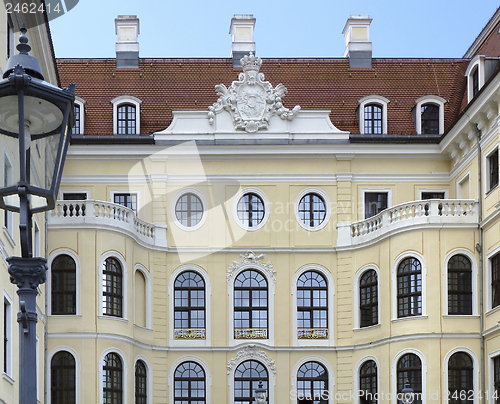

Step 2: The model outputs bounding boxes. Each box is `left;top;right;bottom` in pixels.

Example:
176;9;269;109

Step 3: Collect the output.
6;7;500;404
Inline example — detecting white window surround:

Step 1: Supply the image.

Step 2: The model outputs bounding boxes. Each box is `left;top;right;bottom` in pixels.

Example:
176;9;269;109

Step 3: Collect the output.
134;356;153;404
228;355;275;404
488;348;500;403
357;94;390;134
232;187;270;232
111;94;142;135
391;251;427;320
486;245;500;313
418;188;448;199
443;347;479;404
291;356;335;404
33;218;40;258
3;151;14;240
353;265;380;330
228;264;275;347
134;265;152;329
291;264;335;346
47;347;81;404
168;356;212;404
110;189;141;216
171;188;209;232
3;291;13;379
168;264;212;347
457;172;471;199
465;55;485;102
442;249;478;316
361;188;392;220
73;96;86;135
36;335;40;401
484;145;499;195
47;249;81;316
294;188;332;232
391;349;427;404
98;348;127;404
414;95;446;135
353;356;379;404
98;252;128;320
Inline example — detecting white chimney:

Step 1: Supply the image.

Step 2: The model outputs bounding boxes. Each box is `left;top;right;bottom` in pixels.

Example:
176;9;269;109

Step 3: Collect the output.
115;15;140;68
342;15;372;68
229;14;256;67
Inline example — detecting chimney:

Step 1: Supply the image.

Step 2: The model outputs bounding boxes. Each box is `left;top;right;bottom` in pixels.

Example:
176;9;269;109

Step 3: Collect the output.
342;15;372;68
230;14;256;68
115;15;140;68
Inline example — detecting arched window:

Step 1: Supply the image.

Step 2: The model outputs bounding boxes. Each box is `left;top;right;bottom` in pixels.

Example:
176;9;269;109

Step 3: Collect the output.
397;354;422;404
234;360;268;404
135;270;147;328
297;361;328;403
103;257;123;317
359;360;377;404
174;271;206;339
51;351;76;404
397;257;422;318
72;104;80;135
448;255;472;315
51;254;77;315
237;193;265;228
364;104;382;135
234;270;268;339
297;271;328;339
135;360;147;404
298;193;326;228
448;352;473;404
117;103;136;135
174;361;206;404
360;270;378;327
103;353;122;404
420;104;439;134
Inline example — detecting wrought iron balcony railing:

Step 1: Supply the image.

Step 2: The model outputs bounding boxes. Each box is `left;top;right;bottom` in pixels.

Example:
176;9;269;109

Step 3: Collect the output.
297;328;329;339
174;328;206;339
234;328;268;339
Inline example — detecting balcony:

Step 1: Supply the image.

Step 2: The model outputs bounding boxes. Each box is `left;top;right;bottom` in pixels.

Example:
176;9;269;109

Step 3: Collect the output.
337;199;478;249
48;200;168;250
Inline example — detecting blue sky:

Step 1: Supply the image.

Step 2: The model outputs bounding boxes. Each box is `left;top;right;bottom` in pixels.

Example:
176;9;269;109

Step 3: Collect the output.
50;0;500;59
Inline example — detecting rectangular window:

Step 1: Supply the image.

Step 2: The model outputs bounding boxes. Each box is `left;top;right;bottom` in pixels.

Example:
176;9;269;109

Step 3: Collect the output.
62;192;87;200
34;221;40;258
421;192;445;199
488;149;499;192
472;68;479;98
114;193;137;211
492;253;500;309
3;155;13;236
3;294;12;376
364;192;388;219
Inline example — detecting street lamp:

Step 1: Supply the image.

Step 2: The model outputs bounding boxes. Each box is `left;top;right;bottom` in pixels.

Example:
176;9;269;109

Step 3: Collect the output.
255;380;267;404
0;26;74;404
401;380;414;404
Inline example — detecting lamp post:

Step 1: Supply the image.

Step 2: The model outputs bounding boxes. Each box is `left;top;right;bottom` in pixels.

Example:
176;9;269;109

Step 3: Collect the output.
255;380;267;404
401;380;414;404
0;26;75;404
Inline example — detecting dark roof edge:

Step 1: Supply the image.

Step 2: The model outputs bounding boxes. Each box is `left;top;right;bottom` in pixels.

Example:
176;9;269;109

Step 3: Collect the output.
70;135;155;145
464;6;500;58
349;134;442;143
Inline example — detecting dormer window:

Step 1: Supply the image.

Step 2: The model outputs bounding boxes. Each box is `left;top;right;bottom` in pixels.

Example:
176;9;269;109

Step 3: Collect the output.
72;96;86;135
111;95;142;135
357;95;389;135
465;55;485;102
472;67;479;98
413;95;445;135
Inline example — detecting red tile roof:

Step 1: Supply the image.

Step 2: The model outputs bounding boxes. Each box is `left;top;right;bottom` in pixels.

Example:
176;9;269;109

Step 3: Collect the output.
57;58;468;137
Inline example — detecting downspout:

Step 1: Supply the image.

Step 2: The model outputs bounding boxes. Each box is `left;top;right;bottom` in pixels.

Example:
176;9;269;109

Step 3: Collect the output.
477;125;485;401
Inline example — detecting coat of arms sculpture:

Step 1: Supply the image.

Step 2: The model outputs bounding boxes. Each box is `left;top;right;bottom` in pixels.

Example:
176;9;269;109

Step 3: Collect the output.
208;53;300;133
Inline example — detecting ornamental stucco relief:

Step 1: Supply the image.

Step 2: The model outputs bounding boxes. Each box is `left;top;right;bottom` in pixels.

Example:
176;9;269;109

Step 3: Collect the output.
227;345;276;375
227;251;275;283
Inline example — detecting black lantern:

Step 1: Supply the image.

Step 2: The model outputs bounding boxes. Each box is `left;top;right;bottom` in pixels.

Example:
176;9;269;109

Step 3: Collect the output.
255;380;267;404
401;381;414;404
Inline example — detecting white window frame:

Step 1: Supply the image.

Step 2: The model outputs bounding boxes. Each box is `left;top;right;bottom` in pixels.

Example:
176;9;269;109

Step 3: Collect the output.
73;96;86;135
414;95;446;135
134;356;153;404
233;187;270;232
98;348;127;404
47;347;81;404
134;265;152;329
353;265;380;330
168;265;211;347
465;55;485;102
488;348;500;404
457;172;471;199
47;249;81;316
291;356;334;404
292;264;334;346
3;151;14;241
168;356;212;404
111;95;142;135
110;189;140;216
391;251;427;321
228;264;275;347
391;349;427;404
171;188;208;232
98;252;128;320
33;218;40;258
443;347;479;404
228;356;275;404
443;249;478;316
485;145;499;195
353;356;379;404
294;188;331;232
361;188;392;220
2;291;13;380
486;245;500;313
357;95;390;135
